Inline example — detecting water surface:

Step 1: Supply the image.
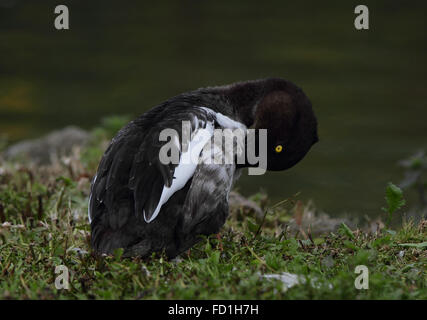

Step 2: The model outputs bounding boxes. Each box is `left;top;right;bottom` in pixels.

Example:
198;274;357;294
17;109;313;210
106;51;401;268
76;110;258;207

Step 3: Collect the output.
1;1;426;217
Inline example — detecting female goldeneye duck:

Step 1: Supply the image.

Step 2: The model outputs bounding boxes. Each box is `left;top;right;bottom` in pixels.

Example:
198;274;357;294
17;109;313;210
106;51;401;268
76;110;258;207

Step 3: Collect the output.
88;78;318;258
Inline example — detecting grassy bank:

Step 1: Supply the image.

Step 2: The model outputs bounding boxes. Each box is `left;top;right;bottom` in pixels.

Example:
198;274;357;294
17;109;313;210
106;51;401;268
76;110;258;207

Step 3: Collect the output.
0;126;426;299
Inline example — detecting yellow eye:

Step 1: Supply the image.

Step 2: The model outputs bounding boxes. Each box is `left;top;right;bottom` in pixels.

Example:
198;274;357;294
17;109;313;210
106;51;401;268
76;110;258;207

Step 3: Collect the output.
275;145;283;153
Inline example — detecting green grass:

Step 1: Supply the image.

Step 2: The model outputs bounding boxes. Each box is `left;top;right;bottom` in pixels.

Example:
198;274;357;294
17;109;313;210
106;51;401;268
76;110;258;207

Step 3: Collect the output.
0;133;426;299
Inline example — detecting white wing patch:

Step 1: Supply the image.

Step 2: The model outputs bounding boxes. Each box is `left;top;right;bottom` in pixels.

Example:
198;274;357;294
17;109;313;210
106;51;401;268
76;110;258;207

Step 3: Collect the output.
200;107;246;130
143;107;247;223
144;119;215;223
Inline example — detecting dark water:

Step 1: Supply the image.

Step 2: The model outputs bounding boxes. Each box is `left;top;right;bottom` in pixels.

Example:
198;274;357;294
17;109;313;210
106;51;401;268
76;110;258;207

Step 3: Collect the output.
0;1;426;217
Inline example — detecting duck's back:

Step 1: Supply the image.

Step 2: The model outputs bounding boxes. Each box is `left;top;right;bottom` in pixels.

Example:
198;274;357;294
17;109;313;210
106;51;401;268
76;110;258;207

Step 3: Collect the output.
89;93;239;258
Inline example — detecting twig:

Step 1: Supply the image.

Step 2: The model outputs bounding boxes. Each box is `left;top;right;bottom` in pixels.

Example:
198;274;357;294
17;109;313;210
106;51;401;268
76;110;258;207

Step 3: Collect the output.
308;226;315;245
37;195;43;220
254;192;300;239
245;245;275;272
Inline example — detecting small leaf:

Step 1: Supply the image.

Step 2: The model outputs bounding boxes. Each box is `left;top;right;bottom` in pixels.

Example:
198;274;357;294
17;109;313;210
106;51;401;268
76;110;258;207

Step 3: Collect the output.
113;247;124;260
55;176;76;188
339;223;355;239
208;251;220;264
383;182;406;228
205;238;212;253
343;240;358;250
247;218;258;235
384;183;405;215
398;242;427;249
370;236;392;248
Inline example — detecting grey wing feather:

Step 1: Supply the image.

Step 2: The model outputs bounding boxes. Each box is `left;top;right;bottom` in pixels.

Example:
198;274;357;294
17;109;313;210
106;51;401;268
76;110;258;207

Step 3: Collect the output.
181;129;244;233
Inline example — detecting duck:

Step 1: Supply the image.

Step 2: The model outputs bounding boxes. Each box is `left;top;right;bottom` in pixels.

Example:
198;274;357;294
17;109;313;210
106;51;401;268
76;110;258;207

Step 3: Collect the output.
88;78;318;258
